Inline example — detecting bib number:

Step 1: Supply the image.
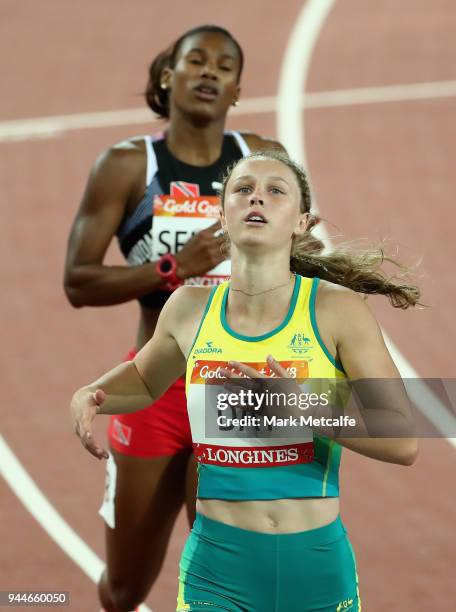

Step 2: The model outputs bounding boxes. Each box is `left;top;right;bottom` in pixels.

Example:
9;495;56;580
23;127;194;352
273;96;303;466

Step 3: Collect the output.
152;195;231;283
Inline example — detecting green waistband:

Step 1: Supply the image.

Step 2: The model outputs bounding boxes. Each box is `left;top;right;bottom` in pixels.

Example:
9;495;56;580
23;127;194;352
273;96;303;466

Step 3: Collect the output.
193;512;346;549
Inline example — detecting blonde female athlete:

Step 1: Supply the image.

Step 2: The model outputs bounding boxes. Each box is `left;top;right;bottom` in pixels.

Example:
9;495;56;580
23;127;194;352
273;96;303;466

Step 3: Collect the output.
71;151;419;611
64;25;284;611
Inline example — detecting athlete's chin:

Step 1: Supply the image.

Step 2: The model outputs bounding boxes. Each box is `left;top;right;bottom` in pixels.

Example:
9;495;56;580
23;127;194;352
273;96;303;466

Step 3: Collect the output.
183;101;230;123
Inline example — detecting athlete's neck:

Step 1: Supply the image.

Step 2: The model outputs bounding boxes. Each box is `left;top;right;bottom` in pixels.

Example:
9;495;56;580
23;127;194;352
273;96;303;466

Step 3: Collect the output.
165;111;226;166
228;254;295;322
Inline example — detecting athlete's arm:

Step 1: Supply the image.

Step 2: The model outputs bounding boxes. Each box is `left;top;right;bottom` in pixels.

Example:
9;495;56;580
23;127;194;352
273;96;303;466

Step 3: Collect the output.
63;141;170;307
318;283;418;466
64;141;228;307
243;133;288;154
70;286;208;458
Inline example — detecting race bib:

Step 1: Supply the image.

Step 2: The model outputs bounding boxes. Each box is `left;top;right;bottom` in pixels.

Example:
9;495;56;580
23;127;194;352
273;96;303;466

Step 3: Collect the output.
187;359;314;449
152;194;231;286
190;359;310;384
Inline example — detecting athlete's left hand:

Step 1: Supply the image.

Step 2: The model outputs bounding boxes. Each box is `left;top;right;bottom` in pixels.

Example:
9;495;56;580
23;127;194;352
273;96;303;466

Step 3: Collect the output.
71;388;109;460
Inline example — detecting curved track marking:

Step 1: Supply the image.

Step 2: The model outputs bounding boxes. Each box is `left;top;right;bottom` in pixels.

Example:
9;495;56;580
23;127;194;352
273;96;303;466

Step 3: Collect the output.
0;435;153;612
276;0;456;448
0;435;104;581
277;0;337;166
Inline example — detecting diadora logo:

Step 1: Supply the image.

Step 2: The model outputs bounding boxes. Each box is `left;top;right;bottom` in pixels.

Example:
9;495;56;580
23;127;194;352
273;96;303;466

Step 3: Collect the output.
288;332;313;356
336;598;354;611
194;340;223;355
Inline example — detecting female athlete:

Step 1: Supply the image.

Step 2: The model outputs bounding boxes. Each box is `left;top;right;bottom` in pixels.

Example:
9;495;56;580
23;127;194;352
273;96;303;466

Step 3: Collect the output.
71;150;419;611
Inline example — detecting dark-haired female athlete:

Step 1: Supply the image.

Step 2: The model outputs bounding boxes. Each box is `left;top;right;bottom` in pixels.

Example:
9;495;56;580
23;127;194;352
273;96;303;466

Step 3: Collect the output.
71;151;419;611
64;25;284;612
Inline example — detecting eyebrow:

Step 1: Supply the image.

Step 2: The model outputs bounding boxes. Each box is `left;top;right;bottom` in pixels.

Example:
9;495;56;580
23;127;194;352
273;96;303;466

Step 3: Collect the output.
233;175;290;185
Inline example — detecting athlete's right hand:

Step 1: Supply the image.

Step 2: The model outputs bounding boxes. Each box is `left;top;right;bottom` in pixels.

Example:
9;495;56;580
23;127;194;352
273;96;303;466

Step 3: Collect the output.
71;389;109;460
175;220;227;279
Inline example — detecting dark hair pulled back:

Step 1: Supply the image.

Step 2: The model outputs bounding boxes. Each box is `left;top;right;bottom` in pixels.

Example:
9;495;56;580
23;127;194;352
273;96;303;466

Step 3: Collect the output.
145;25;244;119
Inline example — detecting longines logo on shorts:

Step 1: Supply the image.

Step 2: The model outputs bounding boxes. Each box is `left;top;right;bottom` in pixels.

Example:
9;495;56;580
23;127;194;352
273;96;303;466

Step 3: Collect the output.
288;332;313;356
194;340;223;355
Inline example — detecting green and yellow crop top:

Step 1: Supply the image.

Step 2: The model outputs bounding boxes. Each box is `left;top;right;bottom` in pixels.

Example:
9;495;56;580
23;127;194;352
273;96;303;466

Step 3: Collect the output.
185;275;345;500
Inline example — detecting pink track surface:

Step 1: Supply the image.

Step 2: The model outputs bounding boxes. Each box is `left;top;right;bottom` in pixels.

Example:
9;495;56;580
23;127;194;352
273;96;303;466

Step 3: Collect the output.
1;1;455;610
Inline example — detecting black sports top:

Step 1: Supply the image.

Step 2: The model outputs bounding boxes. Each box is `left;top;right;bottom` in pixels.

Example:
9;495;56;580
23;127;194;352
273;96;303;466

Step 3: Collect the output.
116;131;250;308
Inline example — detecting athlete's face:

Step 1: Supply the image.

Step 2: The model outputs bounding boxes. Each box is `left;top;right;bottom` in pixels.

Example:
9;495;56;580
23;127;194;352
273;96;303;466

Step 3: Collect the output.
221;158;309;253
162;32;241;121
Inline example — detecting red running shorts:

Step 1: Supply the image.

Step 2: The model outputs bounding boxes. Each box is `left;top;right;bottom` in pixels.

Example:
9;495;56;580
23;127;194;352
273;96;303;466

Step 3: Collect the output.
107;350;192;457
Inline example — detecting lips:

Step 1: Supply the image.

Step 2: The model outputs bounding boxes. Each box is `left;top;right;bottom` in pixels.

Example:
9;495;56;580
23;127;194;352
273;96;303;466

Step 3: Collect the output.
244;211;268;224
194;83;219;101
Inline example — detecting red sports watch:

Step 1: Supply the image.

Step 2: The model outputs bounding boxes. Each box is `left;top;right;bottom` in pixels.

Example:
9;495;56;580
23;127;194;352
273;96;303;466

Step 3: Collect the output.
155;254;183;291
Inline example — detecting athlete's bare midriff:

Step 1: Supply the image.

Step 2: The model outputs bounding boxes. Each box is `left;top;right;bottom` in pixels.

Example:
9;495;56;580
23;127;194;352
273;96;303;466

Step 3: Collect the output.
197;497;340;534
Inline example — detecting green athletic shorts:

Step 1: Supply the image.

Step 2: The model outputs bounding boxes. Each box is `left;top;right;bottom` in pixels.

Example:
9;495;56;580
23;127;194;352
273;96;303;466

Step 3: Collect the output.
177;513;360;611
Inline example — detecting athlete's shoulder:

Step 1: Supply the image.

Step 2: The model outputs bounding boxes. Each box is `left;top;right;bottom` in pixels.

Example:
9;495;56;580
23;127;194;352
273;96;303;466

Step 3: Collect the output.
176;285;216;315
241;133;287;154
174;284;214;302
159;286;216;352
315;278;379;336
105;136;147;163
316;278;367;309
163;285;215;323
92;136;147;178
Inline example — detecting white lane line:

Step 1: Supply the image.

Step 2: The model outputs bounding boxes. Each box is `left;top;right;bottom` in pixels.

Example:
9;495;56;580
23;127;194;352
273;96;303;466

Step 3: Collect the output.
277;0;337;166
2;79;456;143
0;435;104;581
0;435;152;611
0;108;157;142
305;79;456;109
277;0;456;449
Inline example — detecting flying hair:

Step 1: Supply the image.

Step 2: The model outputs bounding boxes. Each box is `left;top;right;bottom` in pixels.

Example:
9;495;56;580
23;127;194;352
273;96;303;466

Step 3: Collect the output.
220;151;421;309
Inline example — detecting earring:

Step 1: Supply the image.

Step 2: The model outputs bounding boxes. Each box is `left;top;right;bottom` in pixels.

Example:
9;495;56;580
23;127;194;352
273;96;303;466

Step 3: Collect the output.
161;83;168;90
233;100;239;107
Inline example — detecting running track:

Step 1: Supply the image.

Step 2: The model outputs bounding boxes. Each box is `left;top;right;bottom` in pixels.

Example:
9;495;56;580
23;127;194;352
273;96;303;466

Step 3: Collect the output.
1;1;455;609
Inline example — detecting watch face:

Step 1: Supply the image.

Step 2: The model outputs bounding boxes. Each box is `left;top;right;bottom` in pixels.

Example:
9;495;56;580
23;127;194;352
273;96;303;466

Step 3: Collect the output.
160;256;173;273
